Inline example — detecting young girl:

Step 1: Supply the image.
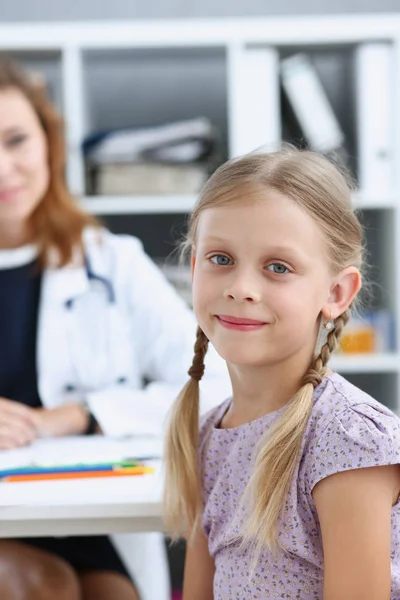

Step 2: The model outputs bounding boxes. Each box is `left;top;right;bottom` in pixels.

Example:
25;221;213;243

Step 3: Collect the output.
164;148;400;599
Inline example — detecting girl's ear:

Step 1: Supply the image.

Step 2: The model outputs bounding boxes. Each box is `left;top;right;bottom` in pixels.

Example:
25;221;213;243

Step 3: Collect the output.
321;266;361;320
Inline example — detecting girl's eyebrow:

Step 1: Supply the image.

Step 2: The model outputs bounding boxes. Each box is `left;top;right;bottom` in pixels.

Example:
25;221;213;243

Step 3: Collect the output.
201;238;312;264
202;237;301;255
201;235;231;244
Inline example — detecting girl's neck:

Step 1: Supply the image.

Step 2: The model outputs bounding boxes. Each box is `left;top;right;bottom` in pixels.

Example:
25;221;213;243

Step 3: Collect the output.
225;350;319;428
0;221;30;249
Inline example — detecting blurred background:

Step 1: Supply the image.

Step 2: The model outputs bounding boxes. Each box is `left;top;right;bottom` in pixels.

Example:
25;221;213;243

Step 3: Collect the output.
1;1;400;597
1;0;399;19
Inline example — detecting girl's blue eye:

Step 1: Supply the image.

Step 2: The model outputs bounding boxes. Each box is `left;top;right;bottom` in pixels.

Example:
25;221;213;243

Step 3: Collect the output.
210;255;232;266
267;263;289;274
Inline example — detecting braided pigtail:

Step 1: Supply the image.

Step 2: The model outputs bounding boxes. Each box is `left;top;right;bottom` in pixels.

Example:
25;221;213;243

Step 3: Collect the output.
242;309;351;554
163;327;209;538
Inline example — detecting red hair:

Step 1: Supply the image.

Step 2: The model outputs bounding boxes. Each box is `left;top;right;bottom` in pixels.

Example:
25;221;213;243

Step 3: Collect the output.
0;57;100;267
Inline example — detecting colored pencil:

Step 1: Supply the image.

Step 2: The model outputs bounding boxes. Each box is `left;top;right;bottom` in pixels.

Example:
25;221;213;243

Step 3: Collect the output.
0;461;142;478
4;466;155;483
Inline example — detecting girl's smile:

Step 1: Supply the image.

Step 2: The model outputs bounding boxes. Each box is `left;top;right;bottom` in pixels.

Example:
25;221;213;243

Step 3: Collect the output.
215;314;269;331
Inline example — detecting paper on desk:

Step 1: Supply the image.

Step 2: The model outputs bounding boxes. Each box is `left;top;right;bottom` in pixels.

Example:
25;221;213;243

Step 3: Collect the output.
86;387;171;437
86;376;232;438
0;435;163;472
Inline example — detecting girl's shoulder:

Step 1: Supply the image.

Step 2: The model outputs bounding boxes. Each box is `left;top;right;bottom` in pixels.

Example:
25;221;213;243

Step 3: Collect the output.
302;372;400;493
311;371;399;434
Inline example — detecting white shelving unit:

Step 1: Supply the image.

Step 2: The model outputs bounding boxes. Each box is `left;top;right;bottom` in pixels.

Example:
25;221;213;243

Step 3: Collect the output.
80;192;399;215
1;14;400;409
81;195;198;215
331;353;400;374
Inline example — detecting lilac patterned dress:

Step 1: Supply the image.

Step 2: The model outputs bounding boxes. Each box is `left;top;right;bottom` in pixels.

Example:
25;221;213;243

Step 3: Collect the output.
199;372;400;599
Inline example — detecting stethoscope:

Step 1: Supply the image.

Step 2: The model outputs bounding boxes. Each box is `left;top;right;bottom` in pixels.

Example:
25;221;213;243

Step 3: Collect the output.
62;255;125;392
64;255;116;309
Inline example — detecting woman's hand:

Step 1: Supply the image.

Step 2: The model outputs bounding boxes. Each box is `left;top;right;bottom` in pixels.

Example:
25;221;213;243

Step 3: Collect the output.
0;397;38;450
0;400;92;450
33;403;90;438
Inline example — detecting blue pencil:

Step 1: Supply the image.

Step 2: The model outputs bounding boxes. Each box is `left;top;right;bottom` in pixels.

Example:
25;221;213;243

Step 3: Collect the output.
0;461;140;479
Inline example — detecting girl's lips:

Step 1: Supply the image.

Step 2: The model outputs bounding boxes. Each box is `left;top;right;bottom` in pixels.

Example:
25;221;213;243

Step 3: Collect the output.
216;314;268;331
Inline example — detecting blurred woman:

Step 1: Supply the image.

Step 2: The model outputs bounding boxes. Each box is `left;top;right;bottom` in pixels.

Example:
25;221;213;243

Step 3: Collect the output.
0;58;230;600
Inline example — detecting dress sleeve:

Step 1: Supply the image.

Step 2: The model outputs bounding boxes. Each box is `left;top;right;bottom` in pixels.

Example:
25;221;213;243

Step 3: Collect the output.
304;403;400;494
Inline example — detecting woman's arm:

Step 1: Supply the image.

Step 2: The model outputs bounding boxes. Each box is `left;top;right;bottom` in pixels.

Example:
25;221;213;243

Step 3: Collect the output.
313;464;400;600
33;403;90;437
183;526;215;600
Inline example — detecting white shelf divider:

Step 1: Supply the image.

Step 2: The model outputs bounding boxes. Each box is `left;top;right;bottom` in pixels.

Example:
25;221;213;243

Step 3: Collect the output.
331;353;400;374
351;191;397;210
61;46;86;196
227;43;281;158
80;192;397;216
80;195;198;215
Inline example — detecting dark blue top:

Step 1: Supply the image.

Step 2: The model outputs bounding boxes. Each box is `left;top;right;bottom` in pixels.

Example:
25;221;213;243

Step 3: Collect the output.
0;260;42;407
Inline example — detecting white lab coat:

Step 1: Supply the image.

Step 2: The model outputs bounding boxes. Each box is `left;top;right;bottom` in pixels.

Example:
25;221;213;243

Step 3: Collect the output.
37;227;231;431
36;227;231;599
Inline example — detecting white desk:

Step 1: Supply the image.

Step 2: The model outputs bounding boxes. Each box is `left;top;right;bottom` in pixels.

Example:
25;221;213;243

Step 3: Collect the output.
0;437;171;600
0;437;164;538
0;462;164;538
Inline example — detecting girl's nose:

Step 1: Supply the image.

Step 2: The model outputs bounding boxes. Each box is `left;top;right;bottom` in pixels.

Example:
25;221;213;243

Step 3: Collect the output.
223;270;262;303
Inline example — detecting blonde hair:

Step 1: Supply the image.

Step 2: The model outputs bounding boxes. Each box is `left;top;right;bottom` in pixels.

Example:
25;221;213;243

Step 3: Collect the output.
164;148;363;547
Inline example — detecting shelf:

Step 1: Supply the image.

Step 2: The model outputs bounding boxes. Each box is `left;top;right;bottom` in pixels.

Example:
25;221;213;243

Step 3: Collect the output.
330;353;399;373
351;192;397;210
1;15;400;50
80;191;397;215
80;195;198;215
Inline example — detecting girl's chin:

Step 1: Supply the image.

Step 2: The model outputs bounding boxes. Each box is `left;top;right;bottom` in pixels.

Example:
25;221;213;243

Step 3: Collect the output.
216;350;271;367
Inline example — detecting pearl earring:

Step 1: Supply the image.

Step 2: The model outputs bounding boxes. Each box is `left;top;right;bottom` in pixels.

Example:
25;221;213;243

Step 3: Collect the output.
323;312;334;330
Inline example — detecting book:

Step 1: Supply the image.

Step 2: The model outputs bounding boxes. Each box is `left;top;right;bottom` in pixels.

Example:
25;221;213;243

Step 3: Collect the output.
83;118;216;165
354;43;395;196
94;162;208;195
280;53;345;155
228;46;281;156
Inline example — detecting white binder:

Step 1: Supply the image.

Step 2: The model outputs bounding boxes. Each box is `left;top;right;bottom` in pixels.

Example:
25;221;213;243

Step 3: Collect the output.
280;53;345;154
355;43;395;196
228;45;281;157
